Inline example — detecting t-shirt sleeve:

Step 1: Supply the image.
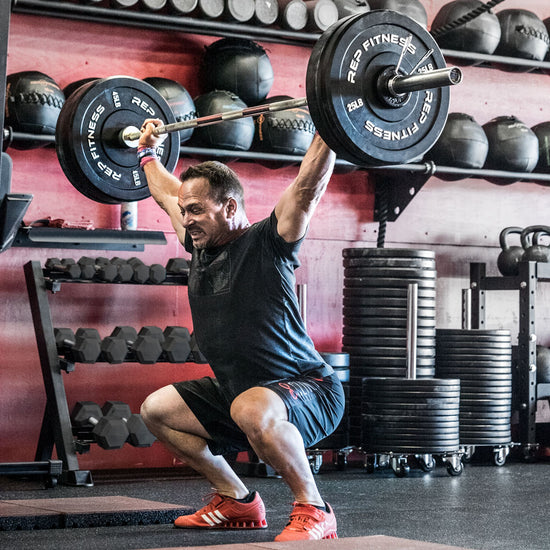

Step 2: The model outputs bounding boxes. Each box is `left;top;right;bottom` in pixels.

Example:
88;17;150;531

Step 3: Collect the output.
268;210;304;268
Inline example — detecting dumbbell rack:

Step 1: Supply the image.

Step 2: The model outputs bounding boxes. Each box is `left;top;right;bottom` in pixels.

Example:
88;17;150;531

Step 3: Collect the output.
21;259;190;486
468;261;550;460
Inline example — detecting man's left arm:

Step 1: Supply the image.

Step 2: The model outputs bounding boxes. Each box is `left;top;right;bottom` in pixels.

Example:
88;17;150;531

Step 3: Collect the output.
274;133;336;243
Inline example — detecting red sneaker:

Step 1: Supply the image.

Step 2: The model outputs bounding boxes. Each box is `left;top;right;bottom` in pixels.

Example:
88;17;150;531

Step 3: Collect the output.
275;502;337;541
174;491;267;529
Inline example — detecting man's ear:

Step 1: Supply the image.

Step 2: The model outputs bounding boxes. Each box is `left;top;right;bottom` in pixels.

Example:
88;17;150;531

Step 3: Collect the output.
225;197;237;218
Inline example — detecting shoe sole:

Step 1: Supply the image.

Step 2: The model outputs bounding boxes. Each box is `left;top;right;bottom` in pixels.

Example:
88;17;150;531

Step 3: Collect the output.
174;519;268;530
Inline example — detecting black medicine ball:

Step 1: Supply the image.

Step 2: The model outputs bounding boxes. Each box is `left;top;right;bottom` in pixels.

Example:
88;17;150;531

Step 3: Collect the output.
431;0;501;55
5;71;65;150
494;9;549;70
367;0;427;28
143;77;197;144
424;112;488;181
200;38;274;106
483;115;539;184
531;121;550;174
252;95;315;156
190;90;255;151
62;77;100;100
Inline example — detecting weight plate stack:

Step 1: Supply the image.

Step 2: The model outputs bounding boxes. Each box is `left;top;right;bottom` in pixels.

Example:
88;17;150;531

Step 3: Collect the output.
435;329;512;446
361;377;460;454
342;248;437;445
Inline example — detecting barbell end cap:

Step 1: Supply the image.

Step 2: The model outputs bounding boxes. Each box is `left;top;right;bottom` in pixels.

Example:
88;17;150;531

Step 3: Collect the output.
448;67;463;85
120;126;141;148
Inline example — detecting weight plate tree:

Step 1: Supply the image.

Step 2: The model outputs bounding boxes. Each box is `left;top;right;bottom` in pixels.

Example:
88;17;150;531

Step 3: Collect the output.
53;11;461;204
435;329;513;450
55;76;180;204
342;247;437;446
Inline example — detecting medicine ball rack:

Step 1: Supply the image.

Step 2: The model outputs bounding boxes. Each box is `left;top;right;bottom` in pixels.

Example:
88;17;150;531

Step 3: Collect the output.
468;261;550;461
2;0;550;234
9;259;193;486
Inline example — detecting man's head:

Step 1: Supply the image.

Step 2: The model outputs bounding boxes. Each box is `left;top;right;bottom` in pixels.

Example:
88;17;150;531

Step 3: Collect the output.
178;161;248;250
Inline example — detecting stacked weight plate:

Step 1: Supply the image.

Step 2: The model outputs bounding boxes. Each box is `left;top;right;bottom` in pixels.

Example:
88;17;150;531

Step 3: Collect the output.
435;329;512;446
361;378;461;454
342;248;437;445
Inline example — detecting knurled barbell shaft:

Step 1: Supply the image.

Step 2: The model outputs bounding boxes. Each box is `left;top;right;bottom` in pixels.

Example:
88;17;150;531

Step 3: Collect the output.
122;66;462;145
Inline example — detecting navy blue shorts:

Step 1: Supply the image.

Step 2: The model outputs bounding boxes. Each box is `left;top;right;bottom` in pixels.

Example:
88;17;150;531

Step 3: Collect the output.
173;372;345;456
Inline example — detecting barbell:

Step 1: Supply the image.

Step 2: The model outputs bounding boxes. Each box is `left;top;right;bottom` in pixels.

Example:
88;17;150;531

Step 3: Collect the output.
54;10;462;204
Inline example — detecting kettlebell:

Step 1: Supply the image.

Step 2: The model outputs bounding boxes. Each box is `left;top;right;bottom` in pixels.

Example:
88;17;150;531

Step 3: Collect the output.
521;225;550;263
497;226;524;276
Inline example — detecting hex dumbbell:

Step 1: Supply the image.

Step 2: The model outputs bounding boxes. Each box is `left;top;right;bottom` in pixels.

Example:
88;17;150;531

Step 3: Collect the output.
163;326;191;363
45;257;81;279
54;327;101;363
70;401;129;450
102;400;156;447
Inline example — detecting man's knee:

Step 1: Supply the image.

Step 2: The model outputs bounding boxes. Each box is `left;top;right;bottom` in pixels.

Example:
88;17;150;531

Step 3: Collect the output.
140;386;174;426
230;387;287;437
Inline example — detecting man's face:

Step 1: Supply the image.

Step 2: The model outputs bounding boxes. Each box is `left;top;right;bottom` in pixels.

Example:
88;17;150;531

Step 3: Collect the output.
177;177;230;250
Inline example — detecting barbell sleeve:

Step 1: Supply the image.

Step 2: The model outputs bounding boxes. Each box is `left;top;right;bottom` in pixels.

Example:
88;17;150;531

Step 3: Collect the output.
389;66;462;96
121;67;461;145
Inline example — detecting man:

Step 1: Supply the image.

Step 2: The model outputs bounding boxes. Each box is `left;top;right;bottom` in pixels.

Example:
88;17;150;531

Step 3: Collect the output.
138;117;345;541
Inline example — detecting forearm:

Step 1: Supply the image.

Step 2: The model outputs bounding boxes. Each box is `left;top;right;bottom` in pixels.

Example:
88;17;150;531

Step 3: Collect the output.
293;133;336;210
143;159;181;214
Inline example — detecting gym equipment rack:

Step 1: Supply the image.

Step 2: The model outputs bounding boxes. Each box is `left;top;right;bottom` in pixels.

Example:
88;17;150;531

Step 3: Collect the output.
468;261;550;461
14;259;190;486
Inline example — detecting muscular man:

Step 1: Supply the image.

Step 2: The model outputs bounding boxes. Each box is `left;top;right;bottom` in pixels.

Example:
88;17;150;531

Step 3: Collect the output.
138;118;345;541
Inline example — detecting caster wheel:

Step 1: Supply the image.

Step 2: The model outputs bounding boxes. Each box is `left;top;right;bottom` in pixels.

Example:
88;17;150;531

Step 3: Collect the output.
447;462;463;476
394;462;410;477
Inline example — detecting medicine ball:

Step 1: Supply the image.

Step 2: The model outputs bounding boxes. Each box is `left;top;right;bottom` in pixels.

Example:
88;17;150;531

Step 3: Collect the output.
5;71;65;150
200;38;274;106
482;115;539;185
62;77;100;100
494;9;549;71
143;77;197;144
424;113;488;181
531;121;550;174
431;0;501;55
252;95;315;156
367;0;427;28
190;90;255;151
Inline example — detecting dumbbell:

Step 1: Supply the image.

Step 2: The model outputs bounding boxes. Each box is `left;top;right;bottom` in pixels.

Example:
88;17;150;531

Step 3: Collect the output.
70;401;129;450
54;327;101;363
77;256;118;282
166;257;190;275
163;326;191;362
127;257;167;284
101;326;162;364
109;257;134;283
44;257;81;279
102;400;156;447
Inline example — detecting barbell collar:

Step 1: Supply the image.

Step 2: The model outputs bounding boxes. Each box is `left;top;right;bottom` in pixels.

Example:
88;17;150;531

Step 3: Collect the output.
388;67;462;96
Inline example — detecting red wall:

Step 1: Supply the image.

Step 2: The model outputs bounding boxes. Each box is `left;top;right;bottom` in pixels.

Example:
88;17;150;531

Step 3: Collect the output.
2;0;550;470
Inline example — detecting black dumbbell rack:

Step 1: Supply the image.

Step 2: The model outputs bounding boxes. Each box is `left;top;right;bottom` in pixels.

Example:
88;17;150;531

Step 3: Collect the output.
467;261;550;460
19;259;190;486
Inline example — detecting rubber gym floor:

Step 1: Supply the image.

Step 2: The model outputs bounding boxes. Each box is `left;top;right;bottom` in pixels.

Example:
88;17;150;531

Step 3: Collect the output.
1;451;549;550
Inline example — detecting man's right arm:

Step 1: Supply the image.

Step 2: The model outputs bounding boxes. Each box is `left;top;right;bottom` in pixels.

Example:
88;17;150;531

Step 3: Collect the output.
139;118;186;245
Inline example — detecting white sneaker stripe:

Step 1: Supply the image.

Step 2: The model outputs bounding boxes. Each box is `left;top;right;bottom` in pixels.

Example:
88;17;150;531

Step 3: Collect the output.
201;513;216;526
213;510;229;521
310;524;325;539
